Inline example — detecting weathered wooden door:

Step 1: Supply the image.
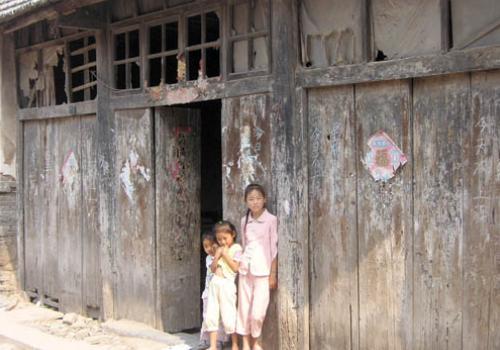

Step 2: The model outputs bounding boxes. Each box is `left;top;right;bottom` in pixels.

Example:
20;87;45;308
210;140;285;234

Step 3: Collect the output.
307;73;500;349
155;107;201;332
23;115;99;315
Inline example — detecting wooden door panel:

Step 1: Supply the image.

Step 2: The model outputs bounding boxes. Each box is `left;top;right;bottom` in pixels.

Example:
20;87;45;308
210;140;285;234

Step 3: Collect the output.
156;107;201;332
114;109;156;325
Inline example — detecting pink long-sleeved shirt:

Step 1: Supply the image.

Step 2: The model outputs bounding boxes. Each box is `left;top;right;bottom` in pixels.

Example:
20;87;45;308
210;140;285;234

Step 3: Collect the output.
239;209;278;277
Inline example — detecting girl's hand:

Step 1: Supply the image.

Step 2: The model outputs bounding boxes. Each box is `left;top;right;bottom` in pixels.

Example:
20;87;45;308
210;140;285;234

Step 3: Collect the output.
220;246;229;256
214;247;223;259
269;273;277;290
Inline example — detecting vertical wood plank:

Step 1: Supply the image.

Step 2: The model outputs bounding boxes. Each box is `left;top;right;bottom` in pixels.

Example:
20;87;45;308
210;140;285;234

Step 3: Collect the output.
272;0;304;349
221;94;271;226
81;116;101;315
463;71;500;350
96;24;116;321
355;79;413;350
222;97;244;224
308;86;359;349
43;120;59;304
54;117;83;313
413;74;469;350
16;118;24;291
156;107;201;332
23;121;45;297
114;108;155;326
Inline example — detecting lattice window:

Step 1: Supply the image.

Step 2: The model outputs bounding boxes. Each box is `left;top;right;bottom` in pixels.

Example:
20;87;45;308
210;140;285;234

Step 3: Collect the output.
68;36;97;102
113;27;141;89
229;0;270;76
147;19;180;86
185;9;221;81
16;33;97;108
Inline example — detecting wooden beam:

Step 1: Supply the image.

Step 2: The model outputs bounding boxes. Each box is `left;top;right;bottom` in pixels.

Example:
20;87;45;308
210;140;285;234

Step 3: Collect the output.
72;81;97;93
58;7;106;30
297;44;500;88
110;75;273;110
95;19;116;322
3;0;108;33
270;1;307;350
17;100;97;121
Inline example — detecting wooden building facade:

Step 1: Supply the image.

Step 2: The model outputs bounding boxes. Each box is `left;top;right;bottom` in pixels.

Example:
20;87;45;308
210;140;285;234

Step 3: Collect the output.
0;0;498;349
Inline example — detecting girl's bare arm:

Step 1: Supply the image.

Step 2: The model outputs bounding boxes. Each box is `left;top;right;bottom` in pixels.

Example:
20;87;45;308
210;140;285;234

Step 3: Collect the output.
221;251;240;272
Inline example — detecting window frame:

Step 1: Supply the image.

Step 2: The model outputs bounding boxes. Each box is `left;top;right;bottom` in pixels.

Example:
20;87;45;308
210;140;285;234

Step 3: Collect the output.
111;24;142;90
183;6;223;81
226;0;271;79
145;15;182;86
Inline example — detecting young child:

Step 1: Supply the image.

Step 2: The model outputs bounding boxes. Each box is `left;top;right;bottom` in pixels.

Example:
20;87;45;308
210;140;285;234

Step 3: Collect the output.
199;233;227;349
236;184;278;350
205;221;242;350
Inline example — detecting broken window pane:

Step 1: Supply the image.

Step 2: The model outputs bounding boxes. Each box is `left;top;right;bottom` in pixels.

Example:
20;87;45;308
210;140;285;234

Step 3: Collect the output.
115;64;126;89
253;37;268;70
53;50;67;105
149;25;162;54
206;47;220;77
149;57;162;86
165;55;178;84
232;40;248;73
206;12;220;42
129;30;140;58
165;21;178;51
188;49;202;80
70;54;85;69
115;33;126;60
131;62;141;88
69;38;85;52
188;15;202;46
232;3;248;35
89;49;96;62
73;90;84;102
72;71;85;93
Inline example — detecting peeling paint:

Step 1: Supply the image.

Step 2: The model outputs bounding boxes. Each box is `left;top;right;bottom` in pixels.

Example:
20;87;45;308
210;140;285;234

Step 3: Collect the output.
119;149;151;202
237;125;265;187
283;200;291;216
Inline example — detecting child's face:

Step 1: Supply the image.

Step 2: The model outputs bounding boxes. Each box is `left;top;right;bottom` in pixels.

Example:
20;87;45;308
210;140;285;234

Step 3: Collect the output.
202;239;217;256
246;189;266;214
216;230;235;247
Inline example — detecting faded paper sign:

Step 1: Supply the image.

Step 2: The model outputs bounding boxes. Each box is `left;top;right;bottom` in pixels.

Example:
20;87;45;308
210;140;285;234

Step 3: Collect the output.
363;131;407;182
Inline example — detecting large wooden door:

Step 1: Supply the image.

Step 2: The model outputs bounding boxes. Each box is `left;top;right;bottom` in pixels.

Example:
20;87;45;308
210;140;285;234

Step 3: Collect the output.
156;107;201;332
23;115;99;314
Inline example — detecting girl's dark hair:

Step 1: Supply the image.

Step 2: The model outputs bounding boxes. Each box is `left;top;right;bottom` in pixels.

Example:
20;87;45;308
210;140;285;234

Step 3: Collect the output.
244;183;267;234
201;232;216;244
213;220;237;238
244;183;266;200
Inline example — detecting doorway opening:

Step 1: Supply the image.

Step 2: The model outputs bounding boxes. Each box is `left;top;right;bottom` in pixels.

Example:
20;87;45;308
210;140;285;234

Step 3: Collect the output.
155;99;222;334
198;100;223;226
178;99;222;333
198;99;223;308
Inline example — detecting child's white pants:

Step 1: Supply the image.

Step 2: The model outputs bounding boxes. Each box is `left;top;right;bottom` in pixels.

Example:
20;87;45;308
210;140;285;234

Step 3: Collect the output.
205;275;237;334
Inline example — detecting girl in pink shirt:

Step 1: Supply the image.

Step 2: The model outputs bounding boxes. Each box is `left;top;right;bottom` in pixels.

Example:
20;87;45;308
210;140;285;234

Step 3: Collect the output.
236;184;278;350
